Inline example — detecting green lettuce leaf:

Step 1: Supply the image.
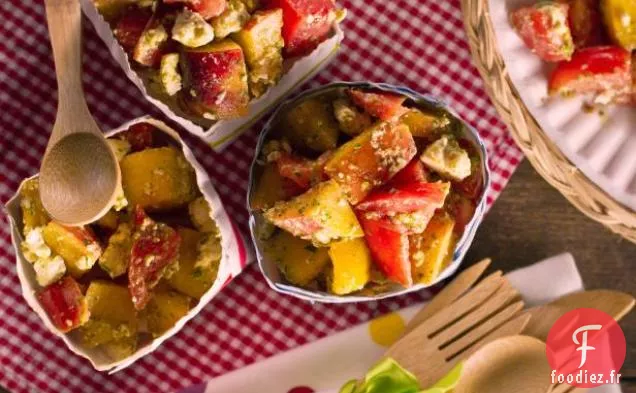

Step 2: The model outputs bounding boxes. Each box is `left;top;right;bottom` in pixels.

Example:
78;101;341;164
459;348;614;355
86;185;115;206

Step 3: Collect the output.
338;358;463;393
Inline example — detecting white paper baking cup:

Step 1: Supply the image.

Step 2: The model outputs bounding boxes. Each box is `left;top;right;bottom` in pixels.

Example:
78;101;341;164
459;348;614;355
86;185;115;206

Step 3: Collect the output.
5;116;251;373
247;82;491;303
80;0;344;151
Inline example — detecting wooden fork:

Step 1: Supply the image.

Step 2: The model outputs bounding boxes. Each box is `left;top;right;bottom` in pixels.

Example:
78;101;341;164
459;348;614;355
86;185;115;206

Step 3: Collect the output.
386;272;529;388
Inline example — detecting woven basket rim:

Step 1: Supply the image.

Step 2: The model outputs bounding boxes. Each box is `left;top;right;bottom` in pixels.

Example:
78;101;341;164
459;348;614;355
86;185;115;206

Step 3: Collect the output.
461;0;636;243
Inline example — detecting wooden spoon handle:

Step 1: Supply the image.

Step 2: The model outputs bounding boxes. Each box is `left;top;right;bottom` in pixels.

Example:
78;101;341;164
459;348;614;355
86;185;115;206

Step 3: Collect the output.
44;0;90;129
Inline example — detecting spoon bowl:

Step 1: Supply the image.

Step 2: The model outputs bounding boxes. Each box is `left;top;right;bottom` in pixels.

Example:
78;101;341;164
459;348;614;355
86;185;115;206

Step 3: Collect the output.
39;0;120;225
455;335;552;393
40;133;120;226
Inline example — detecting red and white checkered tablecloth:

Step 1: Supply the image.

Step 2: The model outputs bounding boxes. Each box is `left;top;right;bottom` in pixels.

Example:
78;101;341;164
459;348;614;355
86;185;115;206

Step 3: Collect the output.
0;0;523;391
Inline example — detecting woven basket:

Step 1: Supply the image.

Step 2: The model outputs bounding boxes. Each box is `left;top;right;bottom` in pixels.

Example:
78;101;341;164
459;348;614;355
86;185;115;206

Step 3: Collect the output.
461;0;636;243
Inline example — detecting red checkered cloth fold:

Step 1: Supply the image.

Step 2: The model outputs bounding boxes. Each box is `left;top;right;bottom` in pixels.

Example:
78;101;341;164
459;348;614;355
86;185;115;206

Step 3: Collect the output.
0;0;522;392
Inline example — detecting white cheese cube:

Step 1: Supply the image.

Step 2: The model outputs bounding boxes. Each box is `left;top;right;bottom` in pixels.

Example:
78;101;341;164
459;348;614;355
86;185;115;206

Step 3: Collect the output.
113;183;128;211
160;53;183;96
133;25;168;64
211;0;250;39
34;256;66;287
107;139;131;162
420;136;472;181
172;10;215;48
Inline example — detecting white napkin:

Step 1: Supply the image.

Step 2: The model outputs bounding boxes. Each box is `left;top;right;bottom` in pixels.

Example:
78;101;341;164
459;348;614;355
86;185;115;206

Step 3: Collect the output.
503;252;621;393
196;253;624;393
506;252;583;307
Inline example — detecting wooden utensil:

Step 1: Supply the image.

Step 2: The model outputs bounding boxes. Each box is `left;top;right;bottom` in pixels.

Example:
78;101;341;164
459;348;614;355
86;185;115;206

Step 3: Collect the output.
524;289;635;393
386;273;529;387
454;335;552;393
403;258;492;335
39;0;120;226
524;289;635;341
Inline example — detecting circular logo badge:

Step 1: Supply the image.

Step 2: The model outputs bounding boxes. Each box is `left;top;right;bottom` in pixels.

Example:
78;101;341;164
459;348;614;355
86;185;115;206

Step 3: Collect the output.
546;308;626;388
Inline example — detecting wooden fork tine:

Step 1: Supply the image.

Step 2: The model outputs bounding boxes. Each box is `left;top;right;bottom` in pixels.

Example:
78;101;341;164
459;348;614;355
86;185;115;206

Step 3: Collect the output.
404;258;492;334
457;311;531;361
422;271;504;334
433;279;520;346
441;300;524;360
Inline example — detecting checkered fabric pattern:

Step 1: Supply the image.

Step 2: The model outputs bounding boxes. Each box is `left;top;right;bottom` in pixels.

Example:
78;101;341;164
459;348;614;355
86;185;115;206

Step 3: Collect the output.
0;0;523;391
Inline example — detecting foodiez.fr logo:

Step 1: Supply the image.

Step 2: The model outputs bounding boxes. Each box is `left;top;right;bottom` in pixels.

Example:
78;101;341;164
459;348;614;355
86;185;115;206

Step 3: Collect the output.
546;308;627;388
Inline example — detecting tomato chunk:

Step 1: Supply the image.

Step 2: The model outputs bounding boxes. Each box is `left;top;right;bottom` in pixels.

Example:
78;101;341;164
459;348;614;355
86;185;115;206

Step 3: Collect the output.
448;195;476;235
121;122;155;151
113;7;153;54
164;0;227;19
548;46;631;96
273;151;331;190
357;214;412;287
267;0;335;57
388;158;429;188
181;40;250;120
356;182;450;216
324;123;417;204
129;206;181;310
348;89;407;121
38;276;89;333
510;2;574;62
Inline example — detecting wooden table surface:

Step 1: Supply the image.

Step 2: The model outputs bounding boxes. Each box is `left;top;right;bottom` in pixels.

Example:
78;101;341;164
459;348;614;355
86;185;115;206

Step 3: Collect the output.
1;160;634;392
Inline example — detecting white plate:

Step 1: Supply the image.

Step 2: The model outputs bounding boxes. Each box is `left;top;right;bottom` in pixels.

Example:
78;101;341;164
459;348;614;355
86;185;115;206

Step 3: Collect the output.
489;0;636;211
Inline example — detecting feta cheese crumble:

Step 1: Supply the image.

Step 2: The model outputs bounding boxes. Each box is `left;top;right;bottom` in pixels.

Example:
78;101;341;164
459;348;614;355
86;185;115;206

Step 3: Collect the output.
420;136;472;181
134;25;168;62
211;0;250;38
172;9;215;48
107;139;131;162
21;227;66;286
160;53;182;96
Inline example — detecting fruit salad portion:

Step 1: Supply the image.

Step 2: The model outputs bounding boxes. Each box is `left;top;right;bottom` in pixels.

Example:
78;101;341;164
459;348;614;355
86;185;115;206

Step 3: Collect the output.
510;0;636;108
250;87;484;296
95;0;343;122
19;122;222;361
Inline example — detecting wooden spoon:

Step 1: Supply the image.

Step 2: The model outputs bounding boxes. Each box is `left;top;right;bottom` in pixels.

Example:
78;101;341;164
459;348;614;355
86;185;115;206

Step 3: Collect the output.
524;290;634;393
455;335;552;393
524;289;635;341
39;0;120;226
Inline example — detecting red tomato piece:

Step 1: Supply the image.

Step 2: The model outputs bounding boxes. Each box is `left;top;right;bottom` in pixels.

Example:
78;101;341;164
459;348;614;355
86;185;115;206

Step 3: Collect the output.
121;122;155;151
164;0;227;19
356;182;450;216
357;214;412;287
113;7;153;54
267;0;335;57
129;206;181;310
348;89;408;121
324;123;417;204
181;41;249;119
388;159;429;188
449;195;476;235
510;2;574;62
38;276;89;333
548;46;631;96
274;151;330;190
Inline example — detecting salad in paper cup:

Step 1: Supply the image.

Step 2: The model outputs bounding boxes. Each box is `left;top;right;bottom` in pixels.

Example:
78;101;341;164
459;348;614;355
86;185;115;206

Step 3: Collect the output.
82;0;345;149
248;82;490;303
5;117;248;372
